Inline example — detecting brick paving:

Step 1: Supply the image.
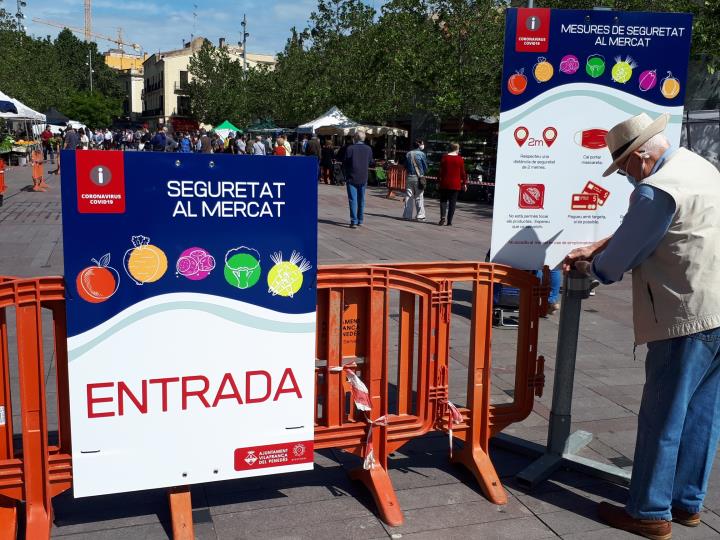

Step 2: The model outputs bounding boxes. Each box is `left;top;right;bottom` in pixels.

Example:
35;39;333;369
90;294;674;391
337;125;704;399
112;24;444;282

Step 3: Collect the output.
1;162;720;539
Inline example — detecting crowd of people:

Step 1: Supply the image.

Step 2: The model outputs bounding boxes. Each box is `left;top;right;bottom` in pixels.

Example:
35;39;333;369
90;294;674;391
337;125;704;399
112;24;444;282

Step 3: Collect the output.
39;125;302;161
36;124;473;229
38;125;393;161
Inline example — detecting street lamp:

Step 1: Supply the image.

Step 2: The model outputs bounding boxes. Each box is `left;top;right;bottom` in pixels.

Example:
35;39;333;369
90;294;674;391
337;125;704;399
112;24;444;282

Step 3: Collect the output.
240;14;249;72
86;50;95;93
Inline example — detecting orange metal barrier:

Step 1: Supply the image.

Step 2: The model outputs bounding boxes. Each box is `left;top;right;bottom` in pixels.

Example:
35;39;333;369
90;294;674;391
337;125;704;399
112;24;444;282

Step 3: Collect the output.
30;150;47;192
373;262;546;433
315;266;445;525
0;263;543;538
0;277;72;540
385;165;406;198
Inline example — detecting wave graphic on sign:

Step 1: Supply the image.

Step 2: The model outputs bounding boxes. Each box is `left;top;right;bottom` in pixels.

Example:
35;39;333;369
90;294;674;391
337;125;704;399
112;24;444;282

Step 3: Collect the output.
499;83;683;131
67;292;316;360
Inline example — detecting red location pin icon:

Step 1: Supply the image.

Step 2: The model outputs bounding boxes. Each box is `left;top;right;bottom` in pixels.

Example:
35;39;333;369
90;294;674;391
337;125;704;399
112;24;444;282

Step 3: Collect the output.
514;126;529;147
543;126;558;147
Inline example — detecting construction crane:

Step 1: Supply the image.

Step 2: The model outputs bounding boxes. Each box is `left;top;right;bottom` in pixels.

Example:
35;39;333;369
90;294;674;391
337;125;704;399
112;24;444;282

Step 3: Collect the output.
85;0;91;42
32;18;142;52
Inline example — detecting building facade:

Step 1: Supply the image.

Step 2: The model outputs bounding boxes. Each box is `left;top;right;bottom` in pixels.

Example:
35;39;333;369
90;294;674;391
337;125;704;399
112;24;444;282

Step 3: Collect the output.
118;68;144;121
104;50;148;71
141;37;276;131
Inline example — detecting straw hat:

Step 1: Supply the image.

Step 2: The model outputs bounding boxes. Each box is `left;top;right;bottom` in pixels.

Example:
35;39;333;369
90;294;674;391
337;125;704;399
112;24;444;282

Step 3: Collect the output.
602;113;669;177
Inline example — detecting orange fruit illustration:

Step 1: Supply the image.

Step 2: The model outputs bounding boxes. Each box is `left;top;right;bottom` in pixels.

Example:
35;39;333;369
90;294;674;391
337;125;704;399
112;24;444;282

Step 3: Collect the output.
76;254;119;303
533;57;554;83
508;69;528;95
661;71;680;99
124;235;168;285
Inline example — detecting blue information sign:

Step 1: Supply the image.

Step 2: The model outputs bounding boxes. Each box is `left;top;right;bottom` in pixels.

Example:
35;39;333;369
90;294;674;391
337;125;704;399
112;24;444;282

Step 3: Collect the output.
60;150;318;496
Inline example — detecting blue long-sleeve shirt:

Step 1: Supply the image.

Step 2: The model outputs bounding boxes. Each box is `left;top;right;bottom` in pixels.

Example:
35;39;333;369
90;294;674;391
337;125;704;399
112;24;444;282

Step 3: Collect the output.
591;147;677;284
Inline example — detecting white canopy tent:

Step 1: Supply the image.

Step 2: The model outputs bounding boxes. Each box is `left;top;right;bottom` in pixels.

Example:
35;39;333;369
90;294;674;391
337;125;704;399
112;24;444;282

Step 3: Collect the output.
1;90;46;146
298;106;407;137
298;106;356;134
0;90;45;122
32;120;86;137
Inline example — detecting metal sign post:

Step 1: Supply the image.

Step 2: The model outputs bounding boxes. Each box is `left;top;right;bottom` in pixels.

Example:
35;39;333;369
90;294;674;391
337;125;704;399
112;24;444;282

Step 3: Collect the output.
495;269;631;488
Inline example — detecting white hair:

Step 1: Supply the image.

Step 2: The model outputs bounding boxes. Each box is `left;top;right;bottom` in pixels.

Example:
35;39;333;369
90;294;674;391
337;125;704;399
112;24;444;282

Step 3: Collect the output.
639;133;669;156
354;129;366;142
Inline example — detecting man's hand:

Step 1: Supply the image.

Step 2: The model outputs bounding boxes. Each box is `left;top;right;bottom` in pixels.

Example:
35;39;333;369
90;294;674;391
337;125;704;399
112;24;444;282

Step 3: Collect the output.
562;245;595;273
573;260;592;276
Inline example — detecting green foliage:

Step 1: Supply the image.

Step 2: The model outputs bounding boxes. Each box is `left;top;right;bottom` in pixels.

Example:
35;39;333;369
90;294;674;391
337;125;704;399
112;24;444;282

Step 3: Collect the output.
185;0;720;129
0;20;123;122
62;92;122;128
188;40;279;127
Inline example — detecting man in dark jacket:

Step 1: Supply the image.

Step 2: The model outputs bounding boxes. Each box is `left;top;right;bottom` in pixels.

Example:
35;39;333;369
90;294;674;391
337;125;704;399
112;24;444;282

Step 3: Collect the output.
63;128;79;150
305;134;322;180
305;135;322;158
342;128;374;228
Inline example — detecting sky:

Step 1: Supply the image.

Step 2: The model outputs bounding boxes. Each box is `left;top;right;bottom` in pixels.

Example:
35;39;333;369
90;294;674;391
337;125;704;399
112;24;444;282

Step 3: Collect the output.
21;0;343;56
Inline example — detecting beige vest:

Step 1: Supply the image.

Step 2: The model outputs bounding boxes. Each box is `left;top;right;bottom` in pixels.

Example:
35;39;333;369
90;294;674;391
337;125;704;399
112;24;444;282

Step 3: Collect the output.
632;148;720;344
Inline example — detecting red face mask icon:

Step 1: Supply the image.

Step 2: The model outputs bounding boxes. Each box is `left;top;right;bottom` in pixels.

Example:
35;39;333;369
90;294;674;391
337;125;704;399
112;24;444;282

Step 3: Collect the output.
574;128;608;149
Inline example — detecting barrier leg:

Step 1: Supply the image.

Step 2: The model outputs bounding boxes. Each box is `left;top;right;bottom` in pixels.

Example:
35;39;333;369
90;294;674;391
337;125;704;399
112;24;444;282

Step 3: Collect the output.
349;287;403;526
0;495;17;540
452;278;507;504
349;466;403;527
452;445;506;504
16;299;52;539
168;486;194;540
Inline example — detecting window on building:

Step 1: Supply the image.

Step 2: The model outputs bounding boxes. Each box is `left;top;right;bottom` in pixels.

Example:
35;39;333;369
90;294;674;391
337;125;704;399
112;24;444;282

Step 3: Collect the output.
177;96;191;116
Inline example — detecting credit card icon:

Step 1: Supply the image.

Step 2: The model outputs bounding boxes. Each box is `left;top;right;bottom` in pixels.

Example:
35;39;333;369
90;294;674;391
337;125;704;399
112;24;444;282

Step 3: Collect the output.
571;193;598;211
582;181;610;205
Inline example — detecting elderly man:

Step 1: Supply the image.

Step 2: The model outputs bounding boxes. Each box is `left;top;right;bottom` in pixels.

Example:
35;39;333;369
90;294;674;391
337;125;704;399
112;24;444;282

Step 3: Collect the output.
343;129;374;228
564;113;720;540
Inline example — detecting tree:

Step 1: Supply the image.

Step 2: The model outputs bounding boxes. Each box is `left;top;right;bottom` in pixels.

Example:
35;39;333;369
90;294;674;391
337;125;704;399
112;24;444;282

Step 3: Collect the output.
0;19;123;122
188;0;720;129
62;92;122;128
188;39;284;127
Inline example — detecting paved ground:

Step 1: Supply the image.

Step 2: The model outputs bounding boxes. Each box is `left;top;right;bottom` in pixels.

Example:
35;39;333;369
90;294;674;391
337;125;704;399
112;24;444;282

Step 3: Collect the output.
2;161;720;539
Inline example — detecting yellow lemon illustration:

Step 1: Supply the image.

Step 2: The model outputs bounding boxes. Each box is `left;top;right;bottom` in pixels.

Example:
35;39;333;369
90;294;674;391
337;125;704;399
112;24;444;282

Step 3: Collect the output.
124;235;168;285
661;72;680;99
533;57;554;83
267;251;312;298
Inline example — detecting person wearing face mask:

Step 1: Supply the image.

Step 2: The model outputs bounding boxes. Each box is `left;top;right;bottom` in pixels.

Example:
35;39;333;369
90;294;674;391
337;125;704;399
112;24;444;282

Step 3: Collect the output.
563;113;720;539
403;139;428;221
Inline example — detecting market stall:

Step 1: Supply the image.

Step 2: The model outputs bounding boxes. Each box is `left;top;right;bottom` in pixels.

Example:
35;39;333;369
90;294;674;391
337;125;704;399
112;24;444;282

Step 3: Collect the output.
298;106;408;138
213;120;242;139
0;90;45;164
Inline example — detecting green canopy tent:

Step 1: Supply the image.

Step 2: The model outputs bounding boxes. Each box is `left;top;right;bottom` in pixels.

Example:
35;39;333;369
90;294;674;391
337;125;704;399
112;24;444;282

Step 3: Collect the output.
214;120;242;139
245;118;289;135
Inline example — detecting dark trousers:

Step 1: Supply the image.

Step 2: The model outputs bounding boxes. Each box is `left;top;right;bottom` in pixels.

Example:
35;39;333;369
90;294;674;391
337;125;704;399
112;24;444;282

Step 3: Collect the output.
440;189;459;224
42;142;54;162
